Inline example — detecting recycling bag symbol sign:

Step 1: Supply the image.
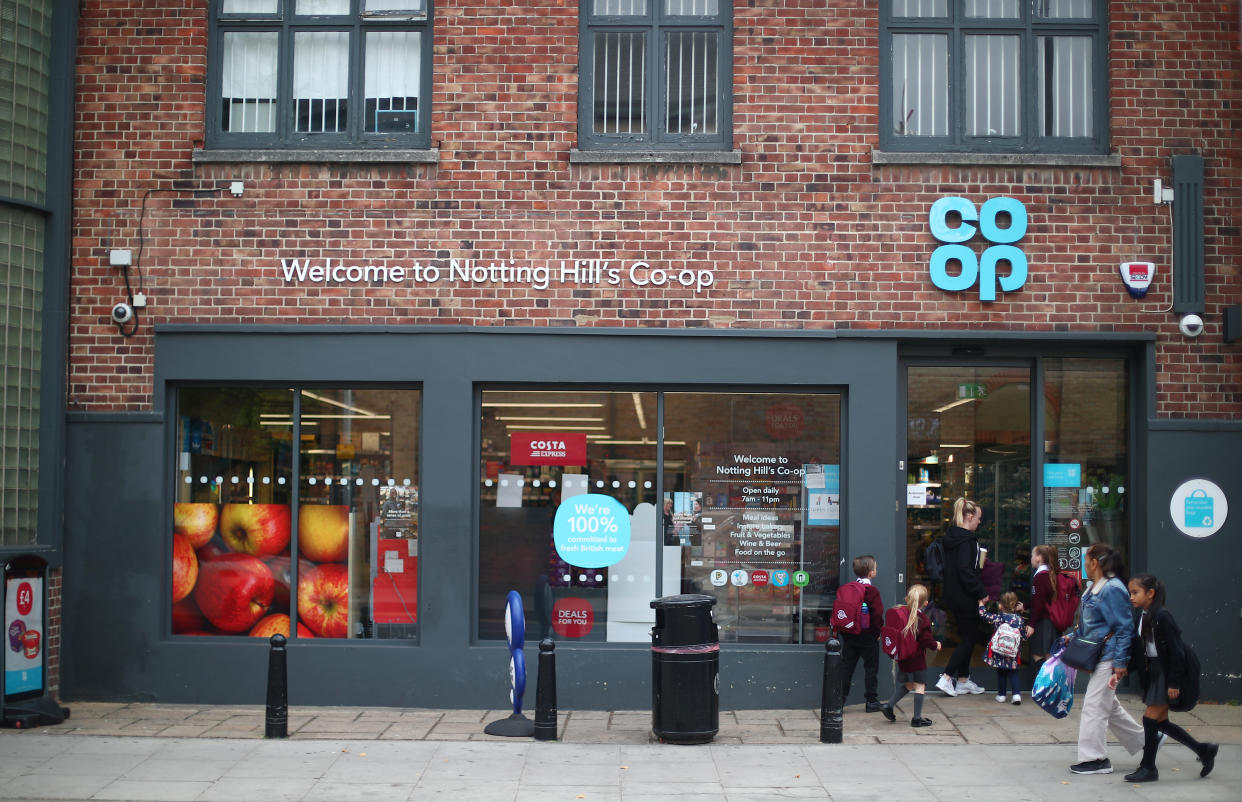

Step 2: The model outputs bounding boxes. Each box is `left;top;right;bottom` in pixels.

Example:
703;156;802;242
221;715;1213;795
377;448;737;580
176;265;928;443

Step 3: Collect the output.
1184;489;1214;528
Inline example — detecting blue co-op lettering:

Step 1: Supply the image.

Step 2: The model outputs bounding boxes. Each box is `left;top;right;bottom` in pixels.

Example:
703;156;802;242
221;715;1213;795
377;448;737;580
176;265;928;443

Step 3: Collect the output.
929;197;1028;302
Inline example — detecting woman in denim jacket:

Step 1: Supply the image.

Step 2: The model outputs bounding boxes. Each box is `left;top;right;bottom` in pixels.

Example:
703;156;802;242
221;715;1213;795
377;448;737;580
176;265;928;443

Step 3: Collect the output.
1066;543;1144;775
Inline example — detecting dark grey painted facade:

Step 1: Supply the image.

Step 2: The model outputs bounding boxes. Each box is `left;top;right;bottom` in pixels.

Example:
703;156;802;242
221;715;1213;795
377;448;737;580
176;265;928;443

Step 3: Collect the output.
59;327;1241;709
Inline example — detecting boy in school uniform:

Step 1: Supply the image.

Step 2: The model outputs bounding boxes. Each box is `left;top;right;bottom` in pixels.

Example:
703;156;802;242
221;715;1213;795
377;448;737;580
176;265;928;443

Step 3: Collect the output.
838;555;886;711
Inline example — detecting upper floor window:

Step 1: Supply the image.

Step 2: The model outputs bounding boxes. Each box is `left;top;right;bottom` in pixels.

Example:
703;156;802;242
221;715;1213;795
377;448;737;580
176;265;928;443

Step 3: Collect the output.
881;0;1108;154
579;1;732;152
208;1;432;149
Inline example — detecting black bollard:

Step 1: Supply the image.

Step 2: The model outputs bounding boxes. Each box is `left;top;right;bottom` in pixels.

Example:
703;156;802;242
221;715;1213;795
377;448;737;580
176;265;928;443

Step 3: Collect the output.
265;633;288;739
534;638;558;741
819;636;843;743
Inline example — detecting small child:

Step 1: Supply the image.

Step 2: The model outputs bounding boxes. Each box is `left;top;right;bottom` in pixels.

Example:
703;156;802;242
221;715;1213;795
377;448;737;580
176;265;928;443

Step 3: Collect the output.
1122;573;1218;783
880;584;941;727
838;555;885;711
979;592;1027;704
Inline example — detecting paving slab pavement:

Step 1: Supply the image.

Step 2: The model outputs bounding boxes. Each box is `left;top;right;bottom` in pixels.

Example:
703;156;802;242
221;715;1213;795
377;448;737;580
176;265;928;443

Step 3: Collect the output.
1;696;1239;800
0;734;1237;801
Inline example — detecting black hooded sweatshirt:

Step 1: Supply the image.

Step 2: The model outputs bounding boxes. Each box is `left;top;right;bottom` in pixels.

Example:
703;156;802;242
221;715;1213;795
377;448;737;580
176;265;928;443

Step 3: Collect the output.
940;525;985;612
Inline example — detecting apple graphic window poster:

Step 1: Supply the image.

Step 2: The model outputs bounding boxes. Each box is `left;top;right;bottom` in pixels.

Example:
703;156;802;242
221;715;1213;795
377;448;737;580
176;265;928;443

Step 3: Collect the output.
5;575;43;697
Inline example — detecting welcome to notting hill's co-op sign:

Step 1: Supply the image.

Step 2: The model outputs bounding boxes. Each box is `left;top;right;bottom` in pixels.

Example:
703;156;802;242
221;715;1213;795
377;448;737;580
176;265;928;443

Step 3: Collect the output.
275;197;1028;300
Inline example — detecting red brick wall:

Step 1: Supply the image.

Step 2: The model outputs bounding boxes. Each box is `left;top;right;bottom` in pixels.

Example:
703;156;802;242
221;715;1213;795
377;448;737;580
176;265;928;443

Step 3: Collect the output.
70;1;1242;416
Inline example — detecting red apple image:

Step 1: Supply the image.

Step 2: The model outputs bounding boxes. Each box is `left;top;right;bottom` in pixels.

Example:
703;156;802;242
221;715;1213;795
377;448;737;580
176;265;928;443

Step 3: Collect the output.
172;597;205;634
174;502;218;549
298;505;350;563
219;503;290;557
248;613;315;639
194;553;276;633
297;563;350;638
171;533;199;603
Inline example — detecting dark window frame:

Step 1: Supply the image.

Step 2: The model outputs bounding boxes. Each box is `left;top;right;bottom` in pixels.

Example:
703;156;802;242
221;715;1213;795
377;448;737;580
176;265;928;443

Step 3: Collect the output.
206;1;433;150
578;1;733;152
879;0;1109;155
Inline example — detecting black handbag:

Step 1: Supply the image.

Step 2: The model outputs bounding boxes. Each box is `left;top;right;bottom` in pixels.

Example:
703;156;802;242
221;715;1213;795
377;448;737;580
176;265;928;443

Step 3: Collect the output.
1060;632;1111;671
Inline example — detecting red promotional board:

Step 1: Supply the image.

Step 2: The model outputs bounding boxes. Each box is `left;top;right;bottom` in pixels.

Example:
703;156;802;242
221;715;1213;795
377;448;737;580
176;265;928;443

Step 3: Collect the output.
509;432;587;466
551;597;595;638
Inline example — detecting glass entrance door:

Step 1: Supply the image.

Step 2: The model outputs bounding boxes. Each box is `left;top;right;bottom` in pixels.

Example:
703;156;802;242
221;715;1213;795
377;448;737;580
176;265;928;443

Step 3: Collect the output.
905;366;1032;664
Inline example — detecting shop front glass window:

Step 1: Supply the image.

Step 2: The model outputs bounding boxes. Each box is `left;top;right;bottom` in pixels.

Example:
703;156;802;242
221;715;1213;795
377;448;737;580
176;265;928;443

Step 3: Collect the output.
477;390;843;646
173;388;294;636
172;387;421;640
1042;358;1128;575
298;389;421;640
664;393;842;644
478;390;659;643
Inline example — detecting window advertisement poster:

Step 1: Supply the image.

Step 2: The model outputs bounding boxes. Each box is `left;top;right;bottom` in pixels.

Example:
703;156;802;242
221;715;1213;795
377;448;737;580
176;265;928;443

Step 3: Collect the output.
805;464;840;526
664;491;703;546
5;575;43;697
1042;463;1084;572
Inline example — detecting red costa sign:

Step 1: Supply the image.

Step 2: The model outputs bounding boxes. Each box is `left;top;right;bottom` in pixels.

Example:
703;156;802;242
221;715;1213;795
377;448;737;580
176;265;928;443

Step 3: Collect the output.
510;432;587;466
551;597;595;638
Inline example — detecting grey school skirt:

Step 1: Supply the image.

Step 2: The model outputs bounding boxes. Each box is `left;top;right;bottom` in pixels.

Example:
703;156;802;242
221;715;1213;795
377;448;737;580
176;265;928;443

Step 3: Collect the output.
1141;658;1170;706
1031;618;1057;657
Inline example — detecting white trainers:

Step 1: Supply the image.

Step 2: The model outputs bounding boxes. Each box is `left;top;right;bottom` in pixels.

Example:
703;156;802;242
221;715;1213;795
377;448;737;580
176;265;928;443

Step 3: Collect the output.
995;694;1006;703
1011;693;1022;705
957;677;987;695
935;674;958;696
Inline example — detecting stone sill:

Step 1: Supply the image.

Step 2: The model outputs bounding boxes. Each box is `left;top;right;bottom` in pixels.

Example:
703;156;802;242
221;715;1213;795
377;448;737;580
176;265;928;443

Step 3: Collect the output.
872;150;1122;168
569;149;742;165
192;148;440;164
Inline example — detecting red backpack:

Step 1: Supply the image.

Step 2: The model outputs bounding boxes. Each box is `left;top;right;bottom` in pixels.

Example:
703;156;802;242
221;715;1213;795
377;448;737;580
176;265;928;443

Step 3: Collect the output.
830;581;869;634
1047;571;1080;632
880;608;920;660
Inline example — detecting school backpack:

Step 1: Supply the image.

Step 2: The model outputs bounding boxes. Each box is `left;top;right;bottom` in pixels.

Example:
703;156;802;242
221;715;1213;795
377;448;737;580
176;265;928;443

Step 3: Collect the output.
1170;640;1202;713
923;537;946;582
1047;571;1080;632
880;609;919;661
989;620;1022;659
830;581;869;634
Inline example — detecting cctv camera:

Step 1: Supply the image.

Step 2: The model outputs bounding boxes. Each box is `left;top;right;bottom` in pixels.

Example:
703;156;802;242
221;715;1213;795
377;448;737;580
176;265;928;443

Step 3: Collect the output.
111;302;135;326
1178;313;1204;338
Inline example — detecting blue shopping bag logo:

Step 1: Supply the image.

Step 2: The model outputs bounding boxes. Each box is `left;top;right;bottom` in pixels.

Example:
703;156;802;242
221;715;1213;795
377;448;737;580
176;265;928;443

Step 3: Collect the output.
1184;489;1214;528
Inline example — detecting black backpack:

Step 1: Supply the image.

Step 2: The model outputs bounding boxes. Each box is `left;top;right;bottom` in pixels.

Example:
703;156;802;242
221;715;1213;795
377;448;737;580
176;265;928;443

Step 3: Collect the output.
924;537;946;582
1170;641;1201;713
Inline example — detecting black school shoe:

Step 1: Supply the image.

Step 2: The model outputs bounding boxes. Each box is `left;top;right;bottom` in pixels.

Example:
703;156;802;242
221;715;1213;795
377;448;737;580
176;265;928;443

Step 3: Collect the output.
1070;758;1113;775
864;701;882;713
1124;765;1158;783
879;704;896;722
1198;743;1219;778
910;717;933;728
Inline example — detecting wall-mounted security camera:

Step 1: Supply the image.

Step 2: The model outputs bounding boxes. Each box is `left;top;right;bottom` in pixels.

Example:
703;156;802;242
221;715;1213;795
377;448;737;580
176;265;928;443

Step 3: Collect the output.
1178;313;1205;338
111;302;135;326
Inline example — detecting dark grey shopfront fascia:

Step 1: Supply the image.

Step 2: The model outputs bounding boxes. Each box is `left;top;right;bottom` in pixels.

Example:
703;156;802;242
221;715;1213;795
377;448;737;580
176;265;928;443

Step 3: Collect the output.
60;327;1169;710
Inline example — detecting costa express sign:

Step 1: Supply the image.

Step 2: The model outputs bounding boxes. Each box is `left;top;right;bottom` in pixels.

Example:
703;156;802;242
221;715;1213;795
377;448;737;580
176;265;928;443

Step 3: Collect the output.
510;432;587;466
929;196;1028;302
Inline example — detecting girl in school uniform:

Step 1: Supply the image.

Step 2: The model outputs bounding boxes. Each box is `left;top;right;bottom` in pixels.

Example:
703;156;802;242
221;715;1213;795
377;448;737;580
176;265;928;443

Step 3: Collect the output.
1121;573;1218;783
1025;544;1077;663
979;592;1027;704
879;584;942;727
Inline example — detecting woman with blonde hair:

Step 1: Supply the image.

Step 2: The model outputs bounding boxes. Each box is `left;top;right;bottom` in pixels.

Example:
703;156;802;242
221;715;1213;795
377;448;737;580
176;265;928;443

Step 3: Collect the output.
879;584;942;727
934;497;990;697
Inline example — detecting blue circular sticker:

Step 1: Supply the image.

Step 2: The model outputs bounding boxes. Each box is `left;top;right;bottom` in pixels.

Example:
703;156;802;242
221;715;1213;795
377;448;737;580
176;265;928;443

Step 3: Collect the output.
553;494;632;568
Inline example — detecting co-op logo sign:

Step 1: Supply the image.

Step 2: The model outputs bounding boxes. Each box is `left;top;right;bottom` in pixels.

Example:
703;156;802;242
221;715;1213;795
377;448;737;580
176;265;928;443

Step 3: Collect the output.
928;197;1028;302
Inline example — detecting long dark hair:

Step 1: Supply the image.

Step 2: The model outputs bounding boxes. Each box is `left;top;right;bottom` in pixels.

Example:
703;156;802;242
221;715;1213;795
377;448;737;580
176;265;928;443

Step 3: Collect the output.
1086;543;1127;584
1131;573;1166;643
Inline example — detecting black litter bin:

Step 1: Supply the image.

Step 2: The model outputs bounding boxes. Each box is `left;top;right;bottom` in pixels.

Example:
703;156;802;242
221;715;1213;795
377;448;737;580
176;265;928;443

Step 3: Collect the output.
650;593;719;744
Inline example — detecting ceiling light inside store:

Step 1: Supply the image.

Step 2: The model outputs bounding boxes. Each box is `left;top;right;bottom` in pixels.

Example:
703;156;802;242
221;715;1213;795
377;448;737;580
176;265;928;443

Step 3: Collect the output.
495;416;605;423
593;438;686;446
259;420;317;426
301;389;383;418
504;424;606;431
938;443;971;448
932;398;977;413
483;402;604;408
632;393;647;430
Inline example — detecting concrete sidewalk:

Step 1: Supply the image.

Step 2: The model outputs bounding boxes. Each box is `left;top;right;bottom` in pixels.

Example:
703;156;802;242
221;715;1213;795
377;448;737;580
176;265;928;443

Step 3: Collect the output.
0;735;1237;801
14;694;1242;746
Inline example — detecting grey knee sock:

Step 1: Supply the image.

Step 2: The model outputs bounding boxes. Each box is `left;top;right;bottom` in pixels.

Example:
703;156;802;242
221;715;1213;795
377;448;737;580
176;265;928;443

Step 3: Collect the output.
887;685;909;707
913;692;925;718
